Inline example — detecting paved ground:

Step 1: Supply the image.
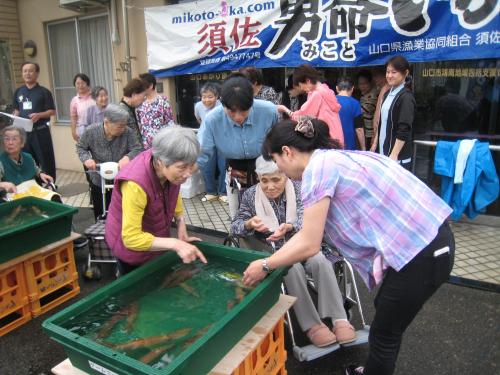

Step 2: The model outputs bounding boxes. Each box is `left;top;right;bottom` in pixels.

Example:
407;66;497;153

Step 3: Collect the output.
0;207;498;375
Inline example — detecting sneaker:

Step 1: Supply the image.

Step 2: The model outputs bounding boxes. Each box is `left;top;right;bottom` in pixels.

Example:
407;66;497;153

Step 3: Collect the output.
218;195;228;204
333;320;357;344
343;365;364;374
201;194;218;202
306;323;337;347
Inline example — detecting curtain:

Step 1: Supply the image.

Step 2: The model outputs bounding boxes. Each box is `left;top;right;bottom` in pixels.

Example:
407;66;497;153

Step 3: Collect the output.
79;16;115;101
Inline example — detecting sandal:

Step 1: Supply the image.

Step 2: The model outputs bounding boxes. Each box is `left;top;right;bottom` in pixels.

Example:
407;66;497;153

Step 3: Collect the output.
201;194;218;202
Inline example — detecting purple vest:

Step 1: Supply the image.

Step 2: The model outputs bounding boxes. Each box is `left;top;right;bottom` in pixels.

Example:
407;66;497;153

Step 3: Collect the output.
105;149;180;265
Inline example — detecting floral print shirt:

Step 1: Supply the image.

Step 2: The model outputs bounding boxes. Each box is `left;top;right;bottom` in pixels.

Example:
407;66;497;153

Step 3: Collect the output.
136;95;175;149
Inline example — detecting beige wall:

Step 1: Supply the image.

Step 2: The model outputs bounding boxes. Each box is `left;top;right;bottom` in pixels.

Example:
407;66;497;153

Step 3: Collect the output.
16;0;176;171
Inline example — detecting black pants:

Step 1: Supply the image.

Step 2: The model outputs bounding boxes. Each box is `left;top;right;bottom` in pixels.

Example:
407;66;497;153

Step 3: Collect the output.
90;182;112;220
364;221;455;375
23;125;56;181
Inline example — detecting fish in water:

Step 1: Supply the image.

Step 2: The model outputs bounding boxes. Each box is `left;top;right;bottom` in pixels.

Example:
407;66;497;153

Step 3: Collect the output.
160;265;202;290
114;327;192;351
124;301;139;332
96;312;126;340
235;286;245;303
31;205;49;218
95;303;136;339
139;343;175;364
226;286;246;311
179;324;213;352
4;206;22;224
179;282;200;298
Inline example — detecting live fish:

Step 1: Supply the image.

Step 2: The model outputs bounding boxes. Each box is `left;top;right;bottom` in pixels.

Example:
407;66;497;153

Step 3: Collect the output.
124;302;139;332
179;324;213;352
95;303;136;339
139;343;175;364
4;206;21;224
114;327;192;351
160;265;202;290
179;282;200;298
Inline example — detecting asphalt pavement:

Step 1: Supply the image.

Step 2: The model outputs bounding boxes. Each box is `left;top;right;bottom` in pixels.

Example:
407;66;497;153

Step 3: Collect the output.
0;208;498;375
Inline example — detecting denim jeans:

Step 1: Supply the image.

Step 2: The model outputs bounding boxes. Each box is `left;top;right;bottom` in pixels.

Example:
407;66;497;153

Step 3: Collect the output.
201;149;226;195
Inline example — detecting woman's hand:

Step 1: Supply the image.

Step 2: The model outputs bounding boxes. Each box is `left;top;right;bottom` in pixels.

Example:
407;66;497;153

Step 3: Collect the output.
84;159;97;170
39;172;54;184
276;105;290;114
267;223;292;242
118;156;130;170
173;239;207;264
244;216;269;233
0;181;16;193
242;259;267;287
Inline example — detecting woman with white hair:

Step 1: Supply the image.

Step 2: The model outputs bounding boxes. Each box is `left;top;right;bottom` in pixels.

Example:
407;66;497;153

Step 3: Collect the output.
105;126;207;275
231;156;355;347
0;125;54;185
76;104;143;220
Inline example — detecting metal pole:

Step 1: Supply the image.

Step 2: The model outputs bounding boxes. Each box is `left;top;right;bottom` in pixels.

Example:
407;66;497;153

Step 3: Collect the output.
121;0;132;82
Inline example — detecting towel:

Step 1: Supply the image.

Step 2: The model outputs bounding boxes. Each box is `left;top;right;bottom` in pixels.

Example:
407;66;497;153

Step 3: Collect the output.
254;179;297;232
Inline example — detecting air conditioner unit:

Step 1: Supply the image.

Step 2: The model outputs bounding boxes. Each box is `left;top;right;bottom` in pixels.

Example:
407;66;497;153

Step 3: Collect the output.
59;0;110;12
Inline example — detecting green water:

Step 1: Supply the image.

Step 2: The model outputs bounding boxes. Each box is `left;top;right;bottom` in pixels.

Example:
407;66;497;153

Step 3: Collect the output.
0;204;52;232
62;260;252;369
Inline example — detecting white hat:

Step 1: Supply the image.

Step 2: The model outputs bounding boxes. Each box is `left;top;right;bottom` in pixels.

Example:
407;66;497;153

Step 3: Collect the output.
255;155;280;175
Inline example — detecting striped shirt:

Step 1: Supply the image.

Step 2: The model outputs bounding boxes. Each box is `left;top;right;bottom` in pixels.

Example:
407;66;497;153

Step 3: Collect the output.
301;149;452;290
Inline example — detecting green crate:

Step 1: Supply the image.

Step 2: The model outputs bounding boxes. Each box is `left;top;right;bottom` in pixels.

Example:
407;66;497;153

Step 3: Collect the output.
0;196;78;263
43;242;287;375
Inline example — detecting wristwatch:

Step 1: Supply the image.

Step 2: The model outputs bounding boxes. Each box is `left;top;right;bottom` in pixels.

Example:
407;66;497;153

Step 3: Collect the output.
262;258;272;274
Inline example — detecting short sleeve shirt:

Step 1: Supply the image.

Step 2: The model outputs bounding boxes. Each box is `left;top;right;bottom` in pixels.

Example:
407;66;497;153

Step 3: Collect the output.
301;149;452;289
13;84;55;128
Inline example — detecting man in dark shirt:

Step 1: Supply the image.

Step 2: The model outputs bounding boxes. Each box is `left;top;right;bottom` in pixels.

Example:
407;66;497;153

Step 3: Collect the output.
12;62;57;180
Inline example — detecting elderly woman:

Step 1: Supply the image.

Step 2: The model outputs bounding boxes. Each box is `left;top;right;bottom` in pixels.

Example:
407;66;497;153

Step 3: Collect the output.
231;156;355;347
105;126;207;275
0;125;54;185
85;86;109;126
76;104;143;220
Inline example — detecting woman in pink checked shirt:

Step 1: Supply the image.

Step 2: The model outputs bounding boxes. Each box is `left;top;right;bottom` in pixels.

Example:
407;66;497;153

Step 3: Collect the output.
242;117;455;375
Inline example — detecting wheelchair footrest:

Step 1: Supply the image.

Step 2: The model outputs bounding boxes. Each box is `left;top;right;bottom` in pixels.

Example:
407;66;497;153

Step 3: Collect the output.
292;326;370;362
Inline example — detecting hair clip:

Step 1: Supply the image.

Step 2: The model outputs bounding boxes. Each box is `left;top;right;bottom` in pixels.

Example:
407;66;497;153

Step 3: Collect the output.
294;116;315;138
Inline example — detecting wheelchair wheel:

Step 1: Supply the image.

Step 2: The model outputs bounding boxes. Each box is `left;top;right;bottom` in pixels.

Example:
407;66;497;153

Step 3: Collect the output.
83;264;102;281
223;235;240;247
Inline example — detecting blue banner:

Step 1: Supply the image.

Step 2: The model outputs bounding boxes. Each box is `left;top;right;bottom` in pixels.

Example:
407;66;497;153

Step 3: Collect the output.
145;0;500;77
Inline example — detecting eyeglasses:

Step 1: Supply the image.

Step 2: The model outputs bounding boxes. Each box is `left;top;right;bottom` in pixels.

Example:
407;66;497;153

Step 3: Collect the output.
3;136;21;142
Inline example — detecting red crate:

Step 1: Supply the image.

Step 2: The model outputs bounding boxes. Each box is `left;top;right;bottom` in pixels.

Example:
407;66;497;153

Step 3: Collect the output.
23;242;80;317
231;317;287;375
0;262;31;336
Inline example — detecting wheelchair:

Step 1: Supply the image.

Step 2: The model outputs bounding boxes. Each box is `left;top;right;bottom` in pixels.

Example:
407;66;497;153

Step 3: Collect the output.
223;234;370;362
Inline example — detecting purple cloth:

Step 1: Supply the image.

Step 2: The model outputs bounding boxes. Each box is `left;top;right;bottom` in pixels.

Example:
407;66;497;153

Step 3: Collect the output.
105;149;180;265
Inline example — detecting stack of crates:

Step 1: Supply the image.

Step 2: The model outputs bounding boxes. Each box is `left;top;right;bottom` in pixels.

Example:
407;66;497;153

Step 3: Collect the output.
24;241;80;317
231;316;287;375
0;239;80;336
0;262;31;336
